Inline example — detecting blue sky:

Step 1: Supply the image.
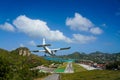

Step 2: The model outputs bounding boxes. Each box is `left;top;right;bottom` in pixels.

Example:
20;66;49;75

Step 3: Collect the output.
0;0;120;55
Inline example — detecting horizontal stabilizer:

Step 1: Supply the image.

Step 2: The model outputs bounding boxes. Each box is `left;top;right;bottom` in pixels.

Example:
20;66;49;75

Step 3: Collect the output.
60;47;71;50
31;50;39;52
37;44;51;47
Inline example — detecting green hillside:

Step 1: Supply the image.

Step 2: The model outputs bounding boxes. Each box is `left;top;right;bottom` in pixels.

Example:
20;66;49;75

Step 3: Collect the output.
61;70;120;80
0;48;51;80
59;51;120;63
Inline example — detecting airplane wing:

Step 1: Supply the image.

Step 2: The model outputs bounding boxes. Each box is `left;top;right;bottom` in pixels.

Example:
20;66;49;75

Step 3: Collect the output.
51;47;71;52
60;47;71;50
37;44;51;47
31;50;46;52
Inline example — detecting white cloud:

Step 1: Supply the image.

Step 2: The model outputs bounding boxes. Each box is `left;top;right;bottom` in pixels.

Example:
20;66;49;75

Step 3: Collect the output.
28;40;36;46
13;15;98;44
13;15;72;43
90;27;103;35
0;15;98;44
66;13;103;35
0;22;15;32
72;34;96;44
66;13;93;31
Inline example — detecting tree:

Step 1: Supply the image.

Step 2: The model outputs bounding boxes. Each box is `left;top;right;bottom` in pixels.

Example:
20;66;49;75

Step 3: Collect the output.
106;61;120;70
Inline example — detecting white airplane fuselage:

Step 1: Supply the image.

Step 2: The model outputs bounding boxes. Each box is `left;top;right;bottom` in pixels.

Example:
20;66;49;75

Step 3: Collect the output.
43;46;54;55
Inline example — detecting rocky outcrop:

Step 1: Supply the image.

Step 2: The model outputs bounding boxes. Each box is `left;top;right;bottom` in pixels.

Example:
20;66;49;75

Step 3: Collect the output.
16;47;30;56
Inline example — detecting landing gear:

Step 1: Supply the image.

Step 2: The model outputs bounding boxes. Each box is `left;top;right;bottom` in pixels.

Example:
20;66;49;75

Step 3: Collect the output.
44;54;47;56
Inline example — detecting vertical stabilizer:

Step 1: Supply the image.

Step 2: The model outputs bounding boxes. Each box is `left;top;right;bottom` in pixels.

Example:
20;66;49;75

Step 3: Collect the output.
37;38;51;47
43;38;45;45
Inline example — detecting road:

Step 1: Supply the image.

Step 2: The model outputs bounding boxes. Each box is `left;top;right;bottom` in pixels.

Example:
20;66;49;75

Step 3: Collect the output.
64;62;74;73
44;73;60;80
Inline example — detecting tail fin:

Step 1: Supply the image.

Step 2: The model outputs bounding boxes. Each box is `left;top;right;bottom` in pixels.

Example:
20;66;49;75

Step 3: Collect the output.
37;38;51;47
43;38;45;45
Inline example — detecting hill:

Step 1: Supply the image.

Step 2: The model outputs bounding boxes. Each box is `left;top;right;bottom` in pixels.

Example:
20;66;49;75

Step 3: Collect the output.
59;51;120;63
0;47;52;80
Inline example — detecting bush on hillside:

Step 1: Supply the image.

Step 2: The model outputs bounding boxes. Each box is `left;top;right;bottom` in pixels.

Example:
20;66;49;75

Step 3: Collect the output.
106;61;120;70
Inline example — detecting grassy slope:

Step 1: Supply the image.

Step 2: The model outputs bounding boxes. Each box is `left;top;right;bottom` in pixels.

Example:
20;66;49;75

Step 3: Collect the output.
61;63;120;80
61;70;120;80
0;48;51;79
54;62;67;73
73;63;87;72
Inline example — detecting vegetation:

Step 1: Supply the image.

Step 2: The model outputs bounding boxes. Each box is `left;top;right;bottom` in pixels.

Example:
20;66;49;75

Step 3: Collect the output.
58;62;68;69
1;47;120;80
60;62;120;80
61;70;120;80
106;61;120;70
72;63;87;72
59;51;120;63
54;62;67;73
0;48;51;80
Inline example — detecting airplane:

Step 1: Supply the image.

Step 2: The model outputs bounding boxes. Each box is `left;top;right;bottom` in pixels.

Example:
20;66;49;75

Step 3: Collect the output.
31;38;71;56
